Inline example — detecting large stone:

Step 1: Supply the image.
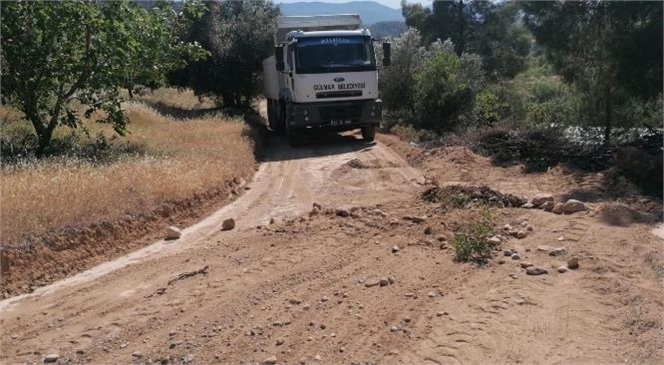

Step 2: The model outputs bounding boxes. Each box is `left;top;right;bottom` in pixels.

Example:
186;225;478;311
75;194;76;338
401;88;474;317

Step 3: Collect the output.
563;199;587;214
336;208;350;218
532;193;554;207
165;226;182;240
526;267;548;275
221;218;236;231
552;202;564;214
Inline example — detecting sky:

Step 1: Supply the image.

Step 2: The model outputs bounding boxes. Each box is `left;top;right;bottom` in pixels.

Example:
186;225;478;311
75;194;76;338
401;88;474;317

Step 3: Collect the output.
277;0;432;10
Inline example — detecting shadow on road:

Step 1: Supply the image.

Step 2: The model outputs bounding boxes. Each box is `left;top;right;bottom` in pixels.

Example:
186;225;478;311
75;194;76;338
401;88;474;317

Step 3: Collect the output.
259;131;376;162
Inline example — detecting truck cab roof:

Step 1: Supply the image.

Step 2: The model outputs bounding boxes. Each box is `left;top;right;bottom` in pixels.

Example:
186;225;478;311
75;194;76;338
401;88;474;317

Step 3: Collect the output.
286;29;372;41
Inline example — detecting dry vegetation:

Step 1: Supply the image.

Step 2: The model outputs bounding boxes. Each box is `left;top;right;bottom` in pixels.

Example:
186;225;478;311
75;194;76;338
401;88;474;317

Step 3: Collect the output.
1;89;257;244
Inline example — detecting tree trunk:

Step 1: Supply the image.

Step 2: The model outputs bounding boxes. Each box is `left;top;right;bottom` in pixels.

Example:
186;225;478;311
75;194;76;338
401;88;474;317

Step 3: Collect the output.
603;84;611;145
457;0;465;55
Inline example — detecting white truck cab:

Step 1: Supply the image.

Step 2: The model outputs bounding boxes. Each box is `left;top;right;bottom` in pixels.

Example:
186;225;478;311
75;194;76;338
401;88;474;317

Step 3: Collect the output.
262;15;391;145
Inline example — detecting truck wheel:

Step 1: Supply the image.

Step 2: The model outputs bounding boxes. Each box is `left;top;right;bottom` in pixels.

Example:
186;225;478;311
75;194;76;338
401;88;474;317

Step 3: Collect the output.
361;125;376;142
287;124;302;147
269;101;286;135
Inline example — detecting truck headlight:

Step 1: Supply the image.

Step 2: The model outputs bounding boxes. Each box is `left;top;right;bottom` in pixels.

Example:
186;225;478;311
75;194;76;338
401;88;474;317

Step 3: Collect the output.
303;110;309;116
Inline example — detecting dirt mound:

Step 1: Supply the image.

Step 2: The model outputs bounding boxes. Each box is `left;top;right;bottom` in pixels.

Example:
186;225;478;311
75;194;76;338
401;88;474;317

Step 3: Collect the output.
422;183;526;208
598;203;660;227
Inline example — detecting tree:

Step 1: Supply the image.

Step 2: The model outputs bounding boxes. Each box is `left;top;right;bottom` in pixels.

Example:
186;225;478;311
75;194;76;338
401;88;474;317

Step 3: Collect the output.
0;1;206;155
402;0;531;79
376;28;429;113
522;1;663;143
414;40;485;131
170;1;279;107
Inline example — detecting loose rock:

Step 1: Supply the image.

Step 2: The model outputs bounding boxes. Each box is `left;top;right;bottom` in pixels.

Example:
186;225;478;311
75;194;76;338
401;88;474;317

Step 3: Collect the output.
276;339;285;346
552;202;564;214
516;230;527;239
511;253;521;260
563;199;587;214
221;218;236;231
549;247;567;256
487;236;502;246
336;208;350;217
526;267;548;275
503;250;514;257
379;278;390;287
520;262;534;268
541;201;555;211
43;354;59;363
558;266;569;273
567;257;580;270
392;245;400;253
532;193;554;206
365;279;381;288
263;356;277;365
165;226;182;240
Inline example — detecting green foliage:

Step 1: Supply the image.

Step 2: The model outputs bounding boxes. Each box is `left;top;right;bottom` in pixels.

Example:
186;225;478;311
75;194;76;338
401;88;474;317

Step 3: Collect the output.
402;0;531;79
171;0;279;107
452;207;494;263
376;28;429;113
474;87;510;126
521;1;663;142
414;40;485;131
0;0;206;154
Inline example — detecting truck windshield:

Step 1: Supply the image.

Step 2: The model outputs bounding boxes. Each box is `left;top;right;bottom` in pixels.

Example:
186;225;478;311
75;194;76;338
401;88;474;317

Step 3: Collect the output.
295;36;376;74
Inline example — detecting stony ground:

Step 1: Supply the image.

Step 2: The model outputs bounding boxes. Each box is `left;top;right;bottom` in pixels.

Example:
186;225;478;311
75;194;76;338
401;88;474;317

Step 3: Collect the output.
1;133;662;365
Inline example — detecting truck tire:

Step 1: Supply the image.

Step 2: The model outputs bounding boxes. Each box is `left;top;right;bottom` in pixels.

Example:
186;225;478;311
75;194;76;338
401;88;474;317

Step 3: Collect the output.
268;100;286;135
286;124;302;147
361;125;376;142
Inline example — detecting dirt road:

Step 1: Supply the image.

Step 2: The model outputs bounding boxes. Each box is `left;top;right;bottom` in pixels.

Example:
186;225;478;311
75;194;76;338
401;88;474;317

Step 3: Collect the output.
1;134;662;365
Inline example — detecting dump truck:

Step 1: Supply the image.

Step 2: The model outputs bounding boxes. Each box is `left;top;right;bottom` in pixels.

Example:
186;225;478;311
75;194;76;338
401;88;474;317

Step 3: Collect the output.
262;14;391;145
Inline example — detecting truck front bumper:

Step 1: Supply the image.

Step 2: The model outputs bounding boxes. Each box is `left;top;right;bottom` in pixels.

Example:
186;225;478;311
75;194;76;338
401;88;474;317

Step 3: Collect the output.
287;100;382;130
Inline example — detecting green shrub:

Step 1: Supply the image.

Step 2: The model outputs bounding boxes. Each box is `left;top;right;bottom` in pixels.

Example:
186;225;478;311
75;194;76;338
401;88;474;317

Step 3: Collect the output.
474;88;510;126
414;40;485;132
452;207;495;263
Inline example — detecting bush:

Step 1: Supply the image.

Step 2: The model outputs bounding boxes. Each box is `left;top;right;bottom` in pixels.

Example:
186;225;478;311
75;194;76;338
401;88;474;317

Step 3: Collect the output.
474;88;510;126
414;40;485;131
452;207;494;263
376;28;428;113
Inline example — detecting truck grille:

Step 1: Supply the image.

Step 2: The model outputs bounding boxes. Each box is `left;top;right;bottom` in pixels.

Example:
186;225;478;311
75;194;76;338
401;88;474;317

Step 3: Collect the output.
316;91;362;99
319;105;363;122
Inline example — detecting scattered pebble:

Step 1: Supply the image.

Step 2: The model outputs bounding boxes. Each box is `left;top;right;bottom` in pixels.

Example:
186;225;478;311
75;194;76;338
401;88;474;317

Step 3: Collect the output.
43;354;59;363
392;245;400;253
532;193;554;206
221;218;236;231
520;262;534;268
165;226;182;240
379;278;390;287
263;356;277;365
511;253;521;260
427;291;437;298
548;247;567;256
552;202;564;214
503;250;514;257
516;230;527;239
567;257;580;270
558;266;569;273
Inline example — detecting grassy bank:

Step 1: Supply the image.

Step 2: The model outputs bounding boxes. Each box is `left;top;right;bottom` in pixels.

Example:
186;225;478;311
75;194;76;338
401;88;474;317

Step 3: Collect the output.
0;89;259;295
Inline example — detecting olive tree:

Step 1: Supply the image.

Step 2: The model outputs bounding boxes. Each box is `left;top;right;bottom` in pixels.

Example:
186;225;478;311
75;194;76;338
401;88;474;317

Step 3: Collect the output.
0;0;206;155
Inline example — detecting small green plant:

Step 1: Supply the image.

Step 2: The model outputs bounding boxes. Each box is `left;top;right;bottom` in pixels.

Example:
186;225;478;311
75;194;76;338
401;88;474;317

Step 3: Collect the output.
452;207;495;264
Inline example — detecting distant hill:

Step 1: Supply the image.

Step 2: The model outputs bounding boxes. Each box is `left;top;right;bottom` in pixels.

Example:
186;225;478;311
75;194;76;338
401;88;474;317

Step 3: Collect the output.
278;1;403;26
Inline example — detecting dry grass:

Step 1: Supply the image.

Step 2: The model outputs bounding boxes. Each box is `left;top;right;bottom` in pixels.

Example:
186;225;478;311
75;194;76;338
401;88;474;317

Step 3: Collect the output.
1;92;257;244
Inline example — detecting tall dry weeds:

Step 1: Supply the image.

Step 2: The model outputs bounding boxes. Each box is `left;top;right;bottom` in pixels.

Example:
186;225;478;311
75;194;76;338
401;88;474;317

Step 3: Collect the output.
1;100;256;244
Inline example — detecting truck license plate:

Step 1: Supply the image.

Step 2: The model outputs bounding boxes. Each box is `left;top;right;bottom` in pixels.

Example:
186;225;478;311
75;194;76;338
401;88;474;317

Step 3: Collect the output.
330;120;351;126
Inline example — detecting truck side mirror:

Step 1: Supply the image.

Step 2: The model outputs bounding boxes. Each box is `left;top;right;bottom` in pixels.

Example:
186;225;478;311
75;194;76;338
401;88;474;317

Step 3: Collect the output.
275;46;285;71
382;42;391;67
